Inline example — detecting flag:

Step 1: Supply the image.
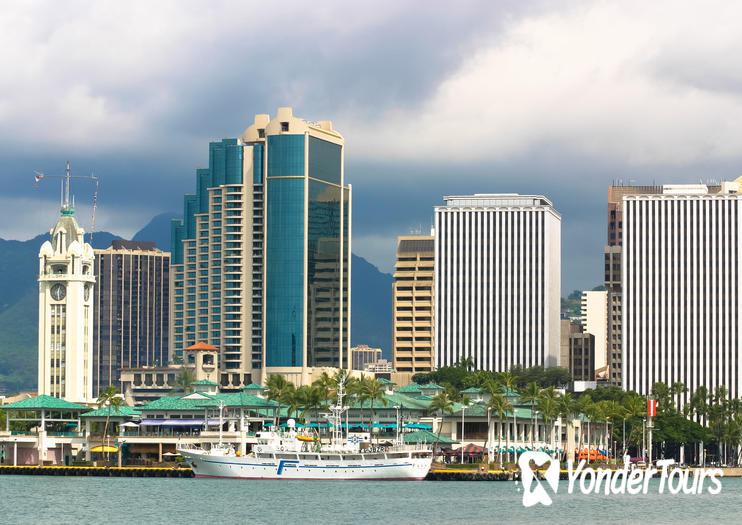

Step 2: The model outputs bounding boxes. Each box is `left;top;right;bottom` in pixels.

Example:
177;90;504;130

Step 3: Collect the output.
647;399;657;417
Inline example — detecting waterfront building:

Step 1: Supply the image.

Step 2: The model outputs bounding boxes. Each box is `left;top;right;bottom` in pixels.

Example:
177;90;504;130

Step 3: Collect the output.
392;235;435;373
350;345;382;371
434;194;561;371
37;180;96;403
119;341;218;405
580;290;607;371
93;240;170;398
622;180;742;401
170;107;351;389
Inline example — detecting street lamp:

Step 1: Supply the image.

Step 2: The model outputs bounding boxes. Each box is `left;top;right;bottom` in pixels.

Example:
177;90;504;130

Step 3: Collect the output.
461;406;467;465
486;406;492;465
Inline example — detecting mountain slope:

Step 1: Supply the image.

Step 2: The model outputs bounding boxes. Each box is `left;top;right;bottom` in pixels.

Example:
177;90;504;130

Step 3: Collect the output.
132;212;179;251
350;254;393;359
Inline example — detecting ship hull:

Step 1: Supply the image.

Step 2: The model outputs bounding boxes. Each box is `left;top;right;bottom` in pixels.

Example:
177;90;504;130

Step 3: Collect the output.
178;449;431;481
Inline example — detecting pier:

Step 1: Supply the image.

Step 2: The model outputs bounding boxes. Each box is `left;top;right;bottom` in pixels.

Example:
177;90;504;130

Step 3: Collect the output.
0;465;194;478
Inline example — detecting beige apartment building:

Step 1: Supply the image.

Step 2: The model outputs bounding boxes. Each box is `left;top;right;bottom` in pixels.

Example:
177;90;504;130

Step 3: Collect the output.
392;236;434;373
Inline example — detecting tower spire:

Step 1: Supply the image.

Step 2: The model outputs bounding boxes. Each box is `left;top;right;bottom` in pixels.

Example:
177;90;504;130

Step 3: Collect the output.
61;160;74;216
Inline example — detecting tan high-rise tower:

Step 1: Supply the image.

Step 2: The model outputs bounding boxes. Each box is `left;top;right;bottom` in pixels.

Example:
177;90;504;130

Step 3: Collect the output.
392;235;434;373
37;178;95;403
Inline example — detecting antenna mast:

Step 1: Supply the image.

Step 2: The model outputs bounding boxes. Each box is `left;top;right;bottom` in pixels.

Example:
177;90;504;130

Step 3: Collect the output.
34;162;99;240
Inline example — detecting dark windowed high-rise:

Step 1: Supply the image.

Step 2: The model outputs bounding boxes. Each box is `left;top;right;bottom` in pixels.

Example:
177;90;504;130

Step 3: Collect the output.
93;240;169;397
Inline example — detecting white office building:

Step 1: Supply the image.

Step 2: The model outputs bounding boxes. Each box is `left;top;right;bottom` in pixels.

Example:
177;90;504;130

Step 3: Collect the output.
434;194;561;371
581;290;608;371
622;180;742;401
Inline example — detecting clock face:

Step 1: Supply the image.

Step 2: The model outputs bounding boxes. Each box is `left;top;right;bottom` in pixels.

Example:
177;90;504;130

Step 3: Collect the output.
84;285;90;302
51;283;66;301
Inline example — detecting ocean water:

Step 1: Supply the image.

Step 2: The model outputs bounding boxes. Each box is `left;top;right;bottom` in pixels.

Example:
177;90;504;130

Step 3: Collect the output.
0;475;740;524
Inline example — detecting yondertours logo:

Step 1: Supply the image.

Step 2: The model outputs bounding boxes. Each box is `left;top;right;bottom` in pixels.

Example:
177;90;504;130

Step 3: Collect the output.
517;451;723;507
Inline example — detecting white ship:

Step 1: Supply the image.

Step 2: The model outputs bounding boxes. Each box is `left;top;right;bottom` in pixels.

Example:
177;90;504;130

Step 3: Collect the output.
178;381;433;481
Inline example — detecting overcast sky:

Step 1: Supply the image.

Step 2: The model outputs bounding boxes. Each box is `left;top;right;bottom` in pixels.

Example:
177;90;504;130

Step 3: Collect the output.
2;0;742;293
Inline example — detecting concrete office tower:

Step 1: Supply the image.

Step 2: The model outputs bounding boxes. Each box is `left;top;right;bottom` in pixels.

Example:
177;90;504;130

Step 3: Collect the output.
38;190;95;402
393;235;435;373
604;184;662;386
350;345;383;371
93;240;170;397
170;108;351;389
623;180;742;401
580;290;607;372
434;194;561;371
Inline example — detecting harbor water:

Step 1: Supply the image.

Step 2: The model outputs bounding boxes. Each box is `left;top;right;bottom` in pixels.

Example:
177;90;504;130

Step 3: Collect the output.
1;475;740;524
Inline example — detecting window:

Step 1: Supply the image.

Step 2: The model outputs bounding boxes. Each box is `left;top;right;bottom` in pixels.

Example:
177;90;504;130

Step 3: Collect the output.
258;128;265;138
281;122;289;132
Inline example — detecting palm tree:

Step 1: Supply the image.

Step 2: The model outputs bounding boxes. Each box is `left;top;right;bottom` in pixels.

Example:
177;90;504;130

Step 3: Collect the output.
583;402;604;463
265;375;296;423
353;374;371;427
537;395;559;455
428;392;454;458
97;385;124;463
171;369;196;394
296;385;324;424
364;378;388;442
499;371;517;393
520;382;541;449
558;392;578;462
458;356;476;372
671;381;687;413
622;395;645;457
487;393;513;467
313;371;336;407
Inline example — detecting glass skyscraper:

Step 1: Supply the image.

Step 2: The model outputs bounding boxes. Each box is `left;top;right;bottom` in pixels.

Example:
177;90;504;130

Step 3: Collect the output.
170;108;351;388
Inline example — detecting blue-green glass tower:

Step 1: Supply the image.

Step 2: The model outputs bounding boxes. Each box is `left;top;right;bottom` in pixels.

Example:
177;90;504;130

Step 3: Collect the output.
170;108;350;388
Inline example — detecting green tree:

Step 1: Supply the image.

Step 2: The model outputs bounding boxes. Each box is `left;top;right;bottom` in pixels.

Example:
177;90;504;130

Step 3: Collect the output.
97;385;124;463
558;392;579;461
487;393;513;466
428;392;454;456
651;382;673;414
538;394;560;453
363;378;388;443
265;374;296;421
171;369;196;394
296;385;324;424
520;382;542;449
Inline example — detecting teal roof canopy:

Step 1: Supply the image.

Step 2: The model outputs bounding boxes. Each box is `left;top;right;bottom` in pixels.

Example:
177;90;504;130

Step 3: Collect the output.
0;395;87;411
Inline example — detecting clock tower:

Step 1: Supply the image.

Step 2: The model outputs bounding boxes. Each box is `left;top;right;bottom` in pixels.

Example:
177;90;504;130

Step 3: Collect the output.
37;178;95;403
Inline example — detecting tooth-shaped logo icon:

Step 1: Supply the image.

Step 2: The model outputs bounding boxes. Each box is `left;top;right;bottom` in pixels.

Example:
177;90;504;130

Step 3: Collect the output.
518;451;560;507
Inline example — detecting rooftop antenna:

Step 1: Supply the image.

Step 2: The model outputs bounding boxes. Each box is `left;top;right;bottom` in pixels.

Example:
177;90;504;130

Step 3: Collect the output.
34;161;100;243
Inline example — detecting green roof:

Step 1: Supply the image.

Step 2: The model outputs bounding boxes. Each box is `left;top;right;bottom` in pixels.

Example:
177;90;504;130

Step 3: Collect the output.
395;383;423;394
241;383;265;390
451;403;539;421
140;392;280;412
81;406;141;418
461;387;483;394
377;378;395;385
408;394;433;401
403;429;458;445
191;379;219;386
0;395;87;411
419;383;445;390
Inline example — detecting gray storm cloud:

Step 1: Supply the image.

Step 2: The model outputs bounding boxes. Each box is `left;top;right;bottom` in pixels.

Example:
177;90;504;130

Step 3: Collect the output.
2;0;742;293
